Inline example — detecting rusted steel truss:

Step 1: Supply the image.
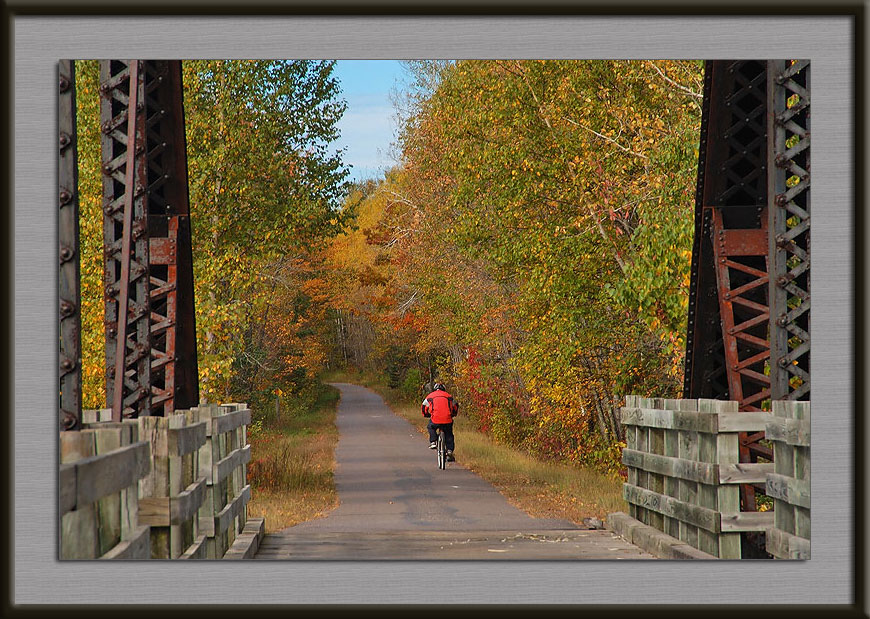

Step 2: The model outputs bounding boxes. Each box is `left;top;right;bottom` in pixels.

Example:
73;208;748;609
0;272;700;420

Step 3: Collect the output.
100;60;198;420
59;60;82;431
768;60;810;402
684;60;813;513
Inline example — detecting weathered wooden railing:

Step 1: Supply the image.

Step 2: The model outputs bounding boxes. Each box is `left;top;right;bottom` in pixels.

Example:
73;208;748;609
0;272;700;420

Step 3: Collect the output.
60;420;151;559
608;396;811;560
193;403;253;559
765;400;811;559
611;396;775;559
137;413;208;559
61;402;263;560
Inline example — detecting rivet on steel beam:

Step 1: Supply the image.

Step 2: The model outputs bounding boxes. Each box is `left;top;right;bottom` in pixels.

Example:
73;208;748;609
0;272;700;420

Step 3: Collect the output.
728;328;735;335
778;358;788;367
732;365;739;371
137;102;145;112
62;412;76;430
60;300;76;317
107;326;117;338
60;358;74;371
102;121;113;134
59;76;70;93
107;366;115;377
59;132;71;149
59;190;72;206
60;246;74;262
720;258;727;264
135;144;145;155
101;163;113;175
775;193;787;206
724;293;731;300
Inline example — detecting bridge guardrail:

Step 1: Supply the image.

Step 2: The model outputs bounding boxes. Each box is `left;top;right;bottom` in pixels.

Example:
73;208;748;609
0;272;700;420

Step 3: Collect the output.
64;402;259;559
618;396;775;559
191;403;252;559
136;413;209;559
60;421;151;559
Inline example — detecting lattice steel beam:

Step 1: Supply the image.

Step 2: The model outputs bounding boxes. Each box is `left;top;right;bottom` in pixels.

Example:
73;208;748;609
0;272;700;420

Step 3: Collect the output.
101;60;151;420
100;60;198;420
768;60;810;402
142;60;199;414
685;60;774;512
59;59;82;431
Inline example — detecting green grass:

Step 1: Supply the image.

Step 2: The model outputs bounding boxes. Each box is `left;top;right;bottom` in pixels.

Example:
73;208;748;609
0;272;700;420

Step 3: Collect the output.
325;369;625;524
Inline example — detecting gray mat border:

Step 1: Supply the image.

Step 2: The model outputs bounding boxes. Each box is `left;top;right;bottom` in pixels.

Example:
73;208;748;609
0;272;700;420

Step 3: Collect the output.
13;15;854;606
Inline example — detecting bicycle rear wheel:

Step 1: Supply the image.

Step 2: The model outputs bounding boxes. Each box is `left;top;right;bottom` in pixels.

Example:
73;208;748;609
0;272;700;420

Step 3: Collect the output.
436;431;446;469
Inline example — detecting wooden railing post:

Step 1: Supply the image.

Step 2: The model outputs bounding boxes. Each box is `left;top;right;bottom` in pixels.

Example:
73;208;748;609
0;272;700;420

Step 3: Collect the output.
766;400;811;559
195;402;252;559
136;413;208;559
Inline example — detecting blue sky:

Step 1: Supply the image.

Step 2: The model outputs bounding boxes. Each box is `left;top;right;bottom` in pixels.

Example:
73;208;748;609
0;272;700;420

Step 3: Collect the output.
331;60;407;183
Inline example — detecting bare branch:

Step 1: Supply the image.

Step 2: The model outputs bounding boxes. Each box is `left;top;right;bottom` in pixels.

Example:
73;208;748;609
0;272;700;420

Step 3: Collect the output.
561;116;649;160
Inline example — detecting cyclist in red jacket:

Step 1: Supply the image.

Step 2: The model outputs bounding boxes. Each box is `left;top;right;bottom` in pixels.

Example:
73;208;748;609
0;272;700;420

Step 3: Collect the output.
422;382;459;461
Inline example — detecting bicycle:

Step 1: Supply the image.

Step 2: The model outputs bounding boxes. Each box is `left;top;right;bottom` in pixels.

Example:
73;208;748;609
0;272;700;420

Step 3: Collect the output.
436;427;447;470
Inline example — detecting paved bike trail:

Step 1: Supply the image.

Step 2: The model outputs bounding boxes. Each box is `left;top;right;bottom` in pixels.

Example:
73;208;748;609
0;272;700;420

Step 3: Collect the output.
255;383;654;559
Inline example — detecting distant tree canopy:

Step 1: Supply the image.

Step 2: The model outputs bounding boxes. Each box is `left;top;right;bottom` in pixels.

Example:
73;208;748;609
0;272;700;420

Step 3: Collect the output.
323;60;703;472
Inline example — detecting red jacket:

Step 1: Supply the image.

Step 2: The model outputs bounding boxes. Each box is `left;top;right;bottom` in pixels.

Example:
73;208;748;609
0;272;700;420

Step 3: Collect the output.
422;389;459;424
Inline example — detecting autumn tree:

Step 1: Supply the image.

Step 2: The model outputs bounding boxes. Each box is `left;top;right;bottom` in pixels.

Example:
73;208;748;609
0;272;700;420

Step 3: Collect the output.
328;60;703;472
182;60;353;405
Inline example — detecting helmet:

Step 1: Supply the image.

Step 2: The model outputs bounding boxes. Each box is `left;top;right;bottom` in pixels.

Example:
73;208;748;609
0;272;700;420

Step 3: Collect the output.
433;382;446;391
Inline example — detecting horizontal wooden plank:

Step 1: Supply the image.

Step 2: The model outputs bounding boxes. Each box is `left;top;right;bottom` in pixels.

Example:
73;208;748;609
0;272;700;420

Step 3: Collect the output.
99;525;150;560
717;411;773;433
766;473;811;508
59;463;77;515
620;407;717;433
82;409;113;424
179;534;209;560
214;445;252;485
766;417;811;446
623;483;720;533
622;449;718;485
720;511;774;533
772;400;811;420
223;518;266;560
790;533;811;559
767;527;810;559
214;485;252;536
74;441;151;508
137;497;169;525
210;409;251;437
719;462;775;484
172;477;207;523
139;477;207;526
169;421;207;457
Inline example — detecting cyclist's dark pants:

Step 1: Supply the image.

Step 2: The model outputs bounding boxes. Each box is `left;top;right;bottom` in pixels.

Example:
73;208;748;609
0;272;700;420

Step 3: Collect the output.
427;421;455;452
